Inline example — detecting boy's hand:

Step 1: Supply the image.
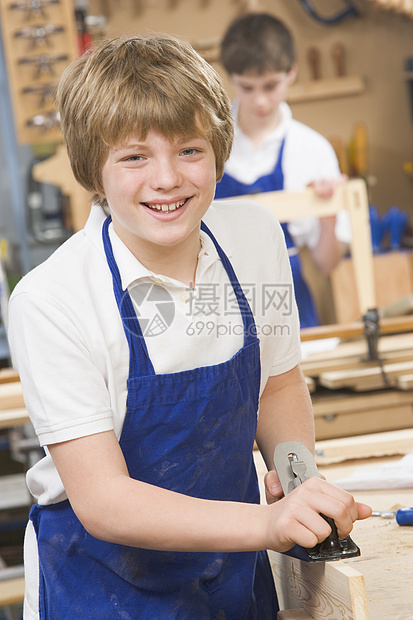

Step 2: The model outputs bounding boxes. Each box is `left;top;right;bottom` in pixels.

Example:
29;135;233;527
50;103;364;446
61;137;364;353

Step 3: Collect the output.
264;469;284;504
307;174;348;200
265;477;372;553
264;466;328;505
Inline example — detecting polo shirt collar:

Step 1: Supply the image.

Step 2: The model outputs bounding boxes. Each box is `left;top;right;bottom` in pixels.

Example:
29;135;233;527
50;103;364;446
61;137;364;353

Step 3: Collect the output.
84;202;232;291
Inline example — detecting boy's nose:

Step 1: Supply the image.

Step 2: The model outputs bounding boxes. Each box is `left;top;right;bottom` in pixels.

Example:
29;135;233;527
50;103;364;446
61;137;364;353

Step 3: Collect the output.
150;160;182;190
253;91;269;108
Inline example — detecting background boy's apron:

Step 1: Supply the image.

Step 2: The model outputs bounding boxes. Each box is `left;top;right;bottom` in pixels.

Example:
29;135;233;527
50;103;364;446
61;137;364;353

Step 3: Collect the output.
215;138;319;328
28;218;278;619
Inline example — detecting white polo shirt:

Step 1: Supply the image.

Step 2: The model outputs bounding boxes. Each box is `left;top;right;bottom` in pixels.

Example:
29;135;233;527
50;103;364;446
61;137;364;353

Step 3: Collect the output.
225;101;351;249
9;199;303;619
8;199;301;506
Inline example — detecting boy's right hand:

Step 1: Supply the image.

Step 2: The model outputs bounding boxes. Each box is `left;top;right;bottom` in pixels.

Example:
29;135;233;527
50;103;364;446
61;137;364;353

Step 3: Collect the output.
265;476;371;553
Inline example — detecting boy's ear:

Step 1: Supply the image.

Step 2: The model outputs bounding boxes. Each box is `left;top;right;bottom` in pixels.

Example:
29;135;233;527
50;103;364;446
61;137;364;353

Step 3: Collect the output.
287;64;298;86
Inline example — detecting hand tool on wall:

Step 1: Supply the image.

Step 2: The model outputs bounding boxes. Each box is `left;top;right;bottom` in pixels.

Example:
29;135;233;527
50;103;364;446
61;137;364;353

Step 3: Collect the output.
9;0;60;20
331;41;346;77
14;24;65;50
352;122;368;178
307;46;321;80
75;8;93;56
371;507;413;525
329;136;349;175
274;441;361;562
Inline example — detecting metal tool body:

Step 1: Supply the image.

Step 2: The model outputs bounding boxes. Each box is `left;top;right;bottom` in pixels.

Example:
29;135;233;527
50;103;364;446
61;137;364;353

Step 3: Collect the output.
274;441;361;562
372;507;413;526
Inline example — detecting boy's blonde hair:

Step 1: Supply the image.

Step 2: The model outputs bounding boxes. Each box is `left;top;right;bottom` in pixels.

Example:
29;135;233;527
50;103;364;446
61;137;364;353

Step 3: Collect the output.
56;34;234;207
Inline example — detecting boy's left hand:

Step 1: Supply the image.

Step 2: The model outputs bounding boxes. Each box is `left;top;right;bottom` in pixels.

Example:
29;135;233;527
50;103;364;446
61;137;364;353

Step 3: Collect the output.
264;469;284;504
264;468;328;505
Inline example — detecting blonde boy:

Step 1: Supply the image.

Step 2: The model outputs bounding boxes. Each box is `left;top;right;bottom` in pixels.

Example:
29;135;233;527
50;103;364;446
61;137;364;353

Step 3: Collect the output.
9;34;370;619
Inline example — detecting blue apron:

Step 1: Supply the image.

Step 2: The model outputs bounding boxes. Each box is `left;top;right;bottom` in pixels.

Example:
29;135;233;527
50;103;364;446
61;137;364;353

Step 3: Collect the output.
28;217;278;619
215;138;319;328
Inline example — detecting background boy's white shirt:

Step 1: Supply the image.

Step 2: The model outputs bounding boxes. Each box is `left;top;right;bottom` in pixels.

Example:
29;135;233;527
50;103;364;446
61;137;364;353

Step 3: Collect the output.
225;101;352;249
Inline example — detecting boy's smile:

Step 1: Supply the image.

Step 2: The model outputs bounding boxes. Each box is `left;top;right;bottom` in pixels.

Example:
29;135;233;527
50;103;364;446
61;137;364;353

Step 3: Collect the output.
101;130;216;281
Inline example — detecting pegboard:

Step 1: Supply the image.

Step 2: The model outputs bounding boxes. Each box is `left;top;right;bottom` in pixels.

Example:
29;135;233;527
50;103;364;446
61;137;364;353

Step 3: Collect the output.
0;0;78;144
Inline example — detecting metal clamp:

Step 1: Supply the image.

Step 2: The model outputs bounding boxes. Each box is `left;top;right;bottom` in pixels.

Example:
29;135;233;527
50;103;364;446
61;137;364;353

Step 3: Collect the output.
18;53;69;78
14;24;64;49
26;110;60;131
22;82;56;106
9;0;61;20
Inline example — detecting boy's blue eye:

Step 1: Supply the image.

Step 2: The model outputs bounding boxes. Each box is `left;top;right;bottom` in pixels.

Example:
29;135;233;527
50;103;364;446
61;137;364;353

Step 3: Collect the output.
181;148;199;156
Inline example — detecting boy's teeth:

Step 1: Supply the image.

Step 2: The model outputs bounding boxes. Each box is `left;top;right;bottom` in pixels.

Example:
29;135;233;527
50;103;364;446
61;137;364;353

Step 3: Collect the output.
148;200;183;212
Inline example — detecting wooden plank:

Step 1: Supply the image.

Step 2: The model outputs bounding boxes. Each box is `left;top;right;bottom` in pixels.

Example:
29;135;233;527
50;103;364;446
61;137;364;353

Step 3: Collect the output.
312;387;413;417
227;181;356;222
32;144;92;232
300;315;413;341
287;75;365;104
0;576;25;606
301;333;413;377
313;388;413;440
397;373;413;389
344;180;375;320
278;610;314;619
0;408;30;429
315;402;413;440
331;251;413;324
222;179;375;318
0;368;20;384
269;551;369;620
319;360;413;391
305;376;315;393
0;382;25;410
314;429;413;465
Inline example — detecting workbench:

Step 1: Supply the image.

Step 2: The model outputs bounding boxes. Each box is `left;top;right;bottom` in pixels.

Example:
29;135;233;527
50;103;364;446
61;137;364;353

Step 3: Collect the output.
254;438;413;620
319;456;413;620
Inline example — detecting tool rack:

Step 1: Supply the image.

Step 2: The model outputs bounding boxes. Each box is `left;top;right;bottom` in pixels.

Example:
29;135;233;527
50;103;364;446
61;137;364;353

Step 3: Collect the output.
0;0;78;145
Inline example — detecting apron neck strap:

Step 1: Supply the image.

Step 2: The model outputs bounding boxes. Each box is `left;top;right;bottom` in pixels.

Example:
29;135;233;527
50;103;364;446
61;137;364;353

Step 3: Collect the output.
102;216;155;376
200;221;257;346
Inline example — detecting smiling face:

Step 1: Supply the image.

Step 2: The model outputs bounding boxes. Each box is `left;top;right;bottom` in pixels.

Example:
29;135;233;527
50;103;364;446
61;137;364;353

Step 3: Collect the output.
231;67;296;128
101;129;216;268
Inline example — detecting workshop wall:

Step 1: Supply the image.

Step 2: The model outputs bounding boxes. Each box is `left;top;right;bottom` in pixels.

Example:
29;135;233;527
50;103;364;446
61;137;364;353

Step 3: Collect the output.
87;0;413;219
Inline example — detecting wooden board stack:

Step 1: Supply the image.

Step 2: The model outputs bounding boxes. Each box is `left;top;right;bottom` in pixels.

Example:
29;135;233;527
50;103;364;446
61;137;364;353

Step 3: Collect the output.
301;333;413;440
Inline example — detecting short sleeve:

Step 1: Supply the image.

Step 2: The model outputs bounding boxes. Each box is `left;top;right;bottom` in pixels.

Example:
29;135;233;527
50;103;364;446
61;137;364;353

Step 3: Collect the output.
8;291;114;446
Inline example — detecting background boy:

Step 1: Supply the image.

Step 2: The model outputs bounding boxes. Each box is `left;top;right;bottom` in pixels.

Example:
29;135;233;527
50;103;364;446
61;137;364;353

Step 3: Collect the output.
8;34;370;619
215;12;350;328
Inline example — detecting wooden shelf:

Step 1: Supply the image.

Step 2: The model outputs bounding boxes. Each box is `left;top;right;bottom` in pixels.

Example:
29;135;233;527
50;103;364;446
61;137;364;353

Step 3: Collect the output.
288;75;365;103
